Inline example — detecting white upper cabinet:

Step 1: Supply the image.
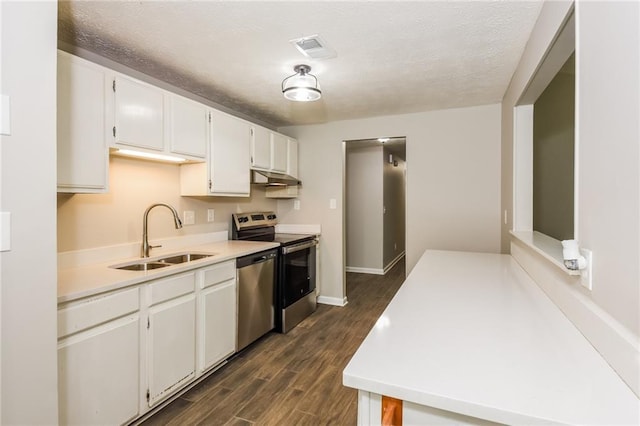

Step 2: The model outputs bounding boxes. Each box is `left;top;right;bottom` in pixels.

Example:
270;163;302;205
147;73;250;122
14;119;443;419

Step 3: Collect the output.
113;75;164;151
57;50;109;193
167;95;208;158
180;111;251;197
209;111;251;196
271;132;288;173
251;125;271;170
287;137;299;179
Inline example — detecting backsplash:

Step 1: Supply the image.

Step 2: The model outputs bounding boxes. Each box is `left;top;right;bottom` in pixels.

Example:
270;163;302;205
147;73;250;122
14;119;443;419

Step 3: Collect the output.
57;156;276;252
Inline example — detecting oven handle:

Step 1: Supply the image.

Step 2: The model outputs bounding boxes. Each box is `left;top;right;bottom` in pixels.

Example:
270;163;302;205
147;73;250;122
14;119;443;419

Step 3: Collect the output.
282;238;318;254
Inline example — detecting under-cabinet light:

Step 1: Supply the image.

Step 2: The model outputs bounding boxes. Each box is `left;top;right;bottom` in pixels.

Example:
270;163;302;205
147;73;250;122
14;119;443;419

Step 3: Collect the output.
116;149;187;163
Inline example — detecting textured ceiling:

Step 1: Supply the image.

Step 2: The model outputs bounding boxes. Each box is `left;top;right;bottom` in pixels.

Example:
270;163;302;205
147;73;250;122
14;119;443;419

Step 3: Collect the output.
58;1;543;128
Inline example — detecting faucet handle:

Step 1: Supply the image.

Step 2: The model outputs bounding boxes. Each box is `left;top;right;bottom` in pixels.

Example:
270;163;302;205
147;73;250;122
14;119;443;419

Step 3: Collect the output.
150;244;162;250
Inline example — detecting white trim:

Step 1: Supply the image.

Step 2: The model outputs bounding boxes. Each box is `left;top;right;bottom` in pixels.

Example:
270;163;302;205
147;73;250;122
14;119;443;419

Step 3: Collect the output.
384;252;406;274
511;237;640;397
346;266;384;275
317;295;348;307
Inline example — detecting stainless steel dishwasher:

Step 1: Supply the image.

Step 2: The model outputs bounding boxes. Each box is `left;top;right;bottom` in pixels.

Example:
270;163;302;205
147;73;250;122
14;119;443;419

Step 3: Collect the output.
236;248;278;351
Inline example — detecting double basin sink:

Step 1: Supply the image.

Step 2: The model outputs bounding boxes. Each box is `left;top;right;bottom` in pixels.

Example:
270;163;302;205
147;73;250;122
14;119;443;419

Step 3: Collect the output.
110;252;215;271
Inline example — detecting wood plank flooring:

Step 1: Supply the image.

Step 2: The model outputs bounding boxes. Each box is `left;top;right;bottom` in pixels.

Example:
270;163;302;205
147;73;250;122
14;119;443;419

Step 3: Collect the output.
141;258;405;426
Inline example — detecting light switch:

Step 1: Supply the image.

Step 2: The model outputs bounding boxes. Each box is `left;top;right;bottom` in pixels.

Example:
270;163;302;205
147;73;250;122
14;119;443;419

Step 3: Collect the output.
1;95;11;136
183;210;195;225
329;199;337;209
0;212;11;251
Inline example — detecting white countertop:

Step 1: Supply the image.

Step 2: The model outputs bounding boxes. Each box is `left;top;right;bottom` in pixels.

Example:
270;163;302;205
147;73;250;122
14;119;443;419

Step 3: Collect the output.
58;240;279;304
343;250;640;425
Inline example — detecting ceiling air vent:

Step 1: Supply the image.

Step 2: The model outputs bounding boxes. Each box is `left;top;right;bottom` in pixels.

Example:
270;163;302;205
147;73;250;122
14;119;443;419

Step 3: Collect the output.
290;34;336;60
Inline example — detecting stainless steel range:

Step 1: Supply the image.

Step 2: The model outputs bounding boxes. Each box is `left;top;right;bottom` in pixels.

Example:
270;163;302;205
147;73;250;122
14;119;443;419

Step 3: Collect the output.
232;211;318;333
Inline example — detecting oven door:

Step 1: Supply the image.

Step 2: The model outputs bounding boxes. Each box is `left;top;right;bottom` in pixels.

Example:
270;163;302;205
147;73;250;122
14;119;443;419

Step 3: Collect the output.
280;238;317;308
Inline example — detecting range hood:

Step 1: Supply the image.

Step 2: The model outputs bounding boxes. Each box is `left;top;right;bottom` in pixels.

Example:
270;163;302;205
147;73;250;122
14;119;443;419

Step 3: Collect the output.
252;170;301;186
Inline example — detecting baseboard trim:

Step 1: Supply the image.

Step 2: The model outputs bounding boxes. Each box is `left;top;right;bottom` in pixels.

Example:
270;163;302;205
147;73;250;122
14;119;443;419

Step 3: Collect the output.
346;252;406;276
384;252;406;274
317;295;348;307
345;266;384;275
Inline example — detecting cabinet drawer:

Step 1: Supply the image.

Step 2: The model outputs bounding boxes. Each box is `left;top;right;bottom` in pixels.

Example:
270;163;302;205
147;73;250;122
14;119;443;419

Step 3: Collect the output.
149;272;195;306
202;260;236;289
58;287;139;339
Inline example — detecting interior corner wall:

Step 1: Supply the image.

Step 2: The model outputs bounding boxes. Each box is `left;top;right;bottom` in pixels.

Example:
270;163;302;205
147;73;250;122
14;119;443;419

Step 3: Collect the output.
346;145;383;271
277;103;501;303
383;146;406;268
1;1;59;423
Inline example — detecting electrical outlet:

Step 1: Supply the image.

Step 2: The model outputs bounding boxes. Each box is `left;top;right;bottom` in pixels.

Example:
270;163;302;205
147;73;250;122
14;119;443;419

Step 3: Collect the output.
329;199;337;209
580;248;593;290
293;200;300;210
207;209;215;222
183;210;195;225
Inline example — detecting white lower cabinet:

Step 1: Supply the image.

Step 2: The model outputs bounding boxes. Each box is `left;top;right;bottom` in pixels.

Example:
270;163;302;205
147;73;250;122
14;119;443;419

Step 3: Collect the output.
147;294;196;406
199;260;237;373
146;272;196;407
58;262;238;424
57;288;140;426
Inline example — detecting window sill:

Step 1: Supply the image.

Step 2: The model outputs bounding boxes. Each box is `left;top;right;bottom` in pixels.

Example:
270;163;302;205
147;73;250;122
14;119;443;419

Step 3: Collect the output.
509;230;580;276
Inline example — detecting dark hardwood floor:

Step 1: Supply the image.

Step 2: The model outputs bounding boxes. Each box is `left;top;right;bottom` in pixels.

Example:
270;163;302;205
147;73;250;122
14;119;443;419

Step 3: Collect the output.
142;258;405;426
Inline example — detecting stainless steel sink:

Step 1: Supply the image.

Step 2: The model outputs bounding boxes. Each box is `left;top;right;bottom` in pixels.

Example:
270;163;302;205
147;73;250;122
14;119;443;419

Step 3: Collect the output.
114;262;171;271
110;252;216;271
157;253;214;264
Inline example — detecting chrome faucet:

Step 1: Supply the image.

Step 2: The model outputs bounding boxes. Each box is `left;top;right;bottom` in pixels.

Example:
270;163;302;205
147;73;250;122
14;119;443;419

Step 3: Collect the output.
141;203;183;257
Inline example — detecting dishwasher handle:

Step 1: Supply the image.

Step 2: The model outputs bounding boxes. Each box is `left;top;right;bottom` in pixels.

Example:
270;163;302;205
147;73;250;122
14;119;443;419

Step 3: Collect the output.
236;249;277;269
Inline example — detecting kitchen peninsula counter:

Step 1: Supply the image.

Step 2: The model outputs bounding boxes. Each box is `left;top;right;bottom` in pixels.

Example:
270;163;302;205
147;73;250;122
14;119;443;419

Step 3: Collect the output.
343;250;640;425
58;239;278;303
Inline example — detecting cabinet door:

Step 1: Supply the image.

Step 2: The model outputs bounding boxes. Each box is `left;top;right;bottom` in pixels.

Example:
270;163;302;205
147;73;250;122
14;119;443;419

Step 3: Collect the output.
58;315;139;425
209;112;251;196
168;95;208;158
200;279;237;373
251;125;271;170
271;132;288;173
148;294;196;406
57;51;108;193
287;137;299;179
113;75;164;151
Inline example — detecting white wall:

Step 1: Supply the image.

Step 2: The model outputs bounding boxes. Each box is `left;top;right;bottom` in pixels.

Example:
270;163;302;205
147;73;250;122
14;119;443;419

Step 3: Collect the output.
383;146;406;267
279;103;501;304
503;0;640;396
58;156;277;252
346;145;383;271
1;1;59;423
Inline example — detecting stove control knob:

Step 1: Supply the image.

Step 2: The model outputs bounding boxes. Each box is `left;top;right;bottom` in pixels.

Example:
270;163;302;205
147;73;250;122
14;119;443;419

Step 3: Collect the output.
267;214;276;220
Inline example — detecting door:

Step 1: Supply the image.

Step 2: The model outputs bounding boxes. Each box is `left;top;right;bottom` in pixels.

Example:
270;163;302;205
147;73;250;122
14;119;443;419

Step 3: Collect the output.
200;279;237;372
147;294;196;406
113;75;164;151
168;95;208;158
251;125;271;170
57;51;108;193
209;112;251;196
58;315;139;425
270;132;288;173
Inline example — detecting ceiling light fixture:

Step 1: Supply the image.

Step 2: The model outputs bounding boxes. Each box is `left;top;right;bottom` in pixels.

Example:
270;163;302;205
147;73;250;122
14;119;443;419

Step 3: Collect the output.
282;64;321;102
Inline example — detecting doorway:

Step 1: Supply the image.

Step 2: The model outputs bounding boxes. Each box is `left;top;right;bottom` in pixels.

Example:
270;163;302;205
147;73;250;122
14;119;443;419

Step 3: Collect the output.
344;137;406;275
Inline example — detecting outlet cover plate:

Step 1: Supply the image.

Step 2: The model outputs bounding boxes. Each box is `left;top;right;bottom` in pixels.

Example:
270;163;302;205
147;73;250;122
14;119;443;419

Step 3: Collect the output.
580;248;593;290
